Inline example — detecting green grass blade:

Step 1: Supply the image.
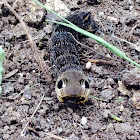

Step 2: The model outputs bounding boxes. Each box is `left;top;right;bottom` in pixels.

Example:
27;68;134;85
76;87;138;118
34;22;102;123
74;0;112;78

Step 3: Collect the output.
89;95;108;102
0;46;5;94
124;56;140;68
110;114;123;121
34;0;140;68
67;25;127;58
47;20;140;68
115;97;125;101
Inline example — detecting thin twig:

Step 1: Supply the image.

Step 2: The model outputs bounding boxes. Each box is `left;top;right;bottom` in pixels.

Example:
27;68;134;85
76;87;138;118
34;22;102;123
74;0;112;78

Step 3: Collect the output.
26;126;39;136
12;0;19;9
129;24;138;40
21;92;45;136
68;32;126;65
0;83;40;100
89;95;108;102
11;83;40;100
2;0;51;82
44;133;68;140
112;34;140;50
86;58;116;65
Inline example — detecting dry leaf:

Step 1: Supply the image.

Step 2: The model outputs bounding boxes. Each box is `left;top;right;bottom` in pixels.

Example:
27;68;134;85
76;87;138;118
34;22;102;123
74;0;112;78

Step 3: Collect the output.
118;81;130;95
4;69;18;79
132;90;140;109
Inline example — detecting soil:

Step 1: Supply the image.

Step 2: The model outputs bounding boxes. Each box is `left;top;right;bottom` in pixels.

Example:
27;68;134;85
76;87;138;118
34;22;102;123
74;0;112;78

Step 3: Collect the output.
0;0;140;140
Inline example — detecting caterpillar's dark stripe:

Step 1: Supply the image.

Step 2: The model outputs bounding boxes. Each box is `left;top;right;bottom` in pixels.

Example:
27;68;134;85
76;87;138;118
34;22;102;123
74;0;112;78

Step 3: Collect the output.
50;31;81;76
50;12;97;77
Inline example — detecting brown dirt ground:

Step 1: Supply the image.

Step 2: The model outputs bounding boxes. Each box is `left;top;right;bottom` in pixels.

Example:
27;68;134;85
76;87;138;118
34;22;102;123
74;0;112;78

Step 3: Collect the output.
0;0;140;139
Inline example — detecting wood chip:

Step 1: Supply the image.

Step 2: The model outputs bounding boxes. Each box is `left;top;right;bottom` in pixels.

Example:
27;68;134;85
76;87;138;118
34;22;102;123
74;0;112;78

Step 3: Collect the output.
132;90;140;109
4;69;18;79
118;81;131;95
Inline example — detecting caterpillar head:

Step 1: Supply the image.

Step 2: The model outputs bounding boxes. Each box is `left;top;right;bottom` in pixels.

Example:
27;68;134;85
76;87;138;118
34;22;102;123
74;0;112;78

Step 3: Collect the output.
55;69;90;104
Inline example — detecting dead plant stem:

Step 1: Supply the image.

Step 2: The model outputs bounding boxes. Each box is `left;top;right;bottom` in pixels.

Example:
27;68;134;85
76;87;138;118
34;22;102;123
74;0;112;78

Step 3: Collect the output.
2;0;50;82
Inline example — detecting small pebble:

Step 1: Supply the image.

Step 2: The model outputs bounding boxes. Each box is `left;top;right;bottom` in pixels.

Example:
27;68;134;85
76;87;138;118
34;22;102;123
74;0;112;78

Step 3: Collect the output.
114;123;133;133
57;127;63;134
69;133;79;140
103;109;111;118
129;6;133;10
3;134;10;139
99;12;104;17
106;54;111;58
107;123;114;131
3;126;9;133
100;89;115;100
81;116;87;126
43;97;54;101
67;107;73;113
107;78;114;85
132;90;140;109
43;25;52;34
17;77;24;84
85;61;91;69
23;89;32;100
18;73;24;77
120;105;124;112
107;16;119;23
3;82;14;95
